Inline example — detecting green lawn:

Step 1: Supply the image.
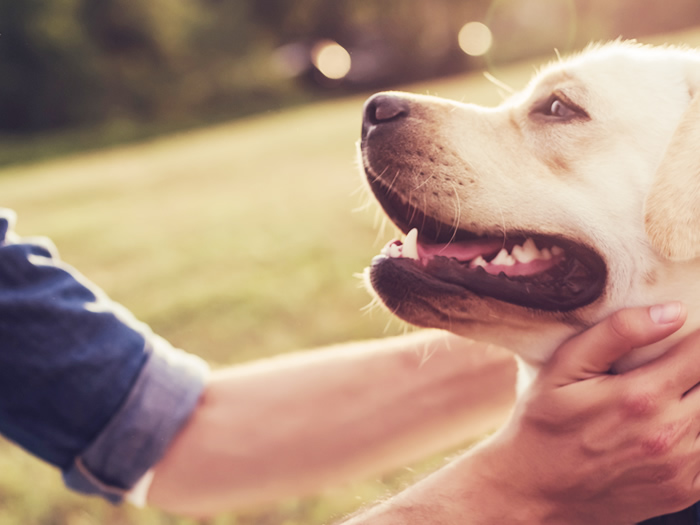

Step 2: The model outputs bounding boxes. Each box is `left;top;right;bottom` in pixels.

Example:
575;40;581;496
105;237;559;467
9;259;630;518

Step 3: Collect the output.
1;28;699;525
0;73;509;525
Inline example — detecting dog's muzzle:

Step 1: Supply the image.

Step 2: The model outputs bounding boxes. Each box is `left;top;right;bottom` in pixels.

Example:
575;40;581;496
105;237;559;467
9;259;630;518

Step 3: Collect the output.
360;92;607;313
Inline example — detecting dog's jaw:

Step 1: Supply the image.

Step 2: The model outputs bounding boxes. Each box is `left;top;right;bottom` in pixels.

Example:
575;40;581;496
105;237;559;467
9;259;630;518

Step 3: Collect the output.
363;259;585;368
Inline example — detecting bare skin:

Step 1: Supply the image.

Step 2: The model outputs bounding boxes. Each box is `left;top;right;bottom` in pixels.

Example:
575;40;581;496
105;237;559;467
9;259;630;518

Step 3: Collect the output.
149;303;700;523
148;330;518;516
342;303;700;525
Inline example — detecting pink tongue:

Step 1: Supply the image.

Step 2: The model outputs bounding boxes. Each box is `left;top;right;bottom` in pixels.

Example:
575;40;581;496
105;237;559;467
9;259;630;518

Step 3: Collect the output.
417;238;504;261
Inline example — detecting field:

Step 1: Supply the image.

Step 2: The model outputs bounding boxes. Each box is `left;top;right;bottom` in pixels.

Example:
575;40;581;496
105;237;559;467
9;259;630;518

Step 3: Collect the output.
1;28;699;525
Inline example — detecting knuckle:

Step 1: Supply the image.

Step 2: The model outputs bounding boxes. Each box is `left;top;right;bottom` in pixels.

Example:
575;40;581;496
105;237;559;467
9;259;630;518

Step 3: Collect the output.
639;422;685;457
640;434;672;457
620;388;660;418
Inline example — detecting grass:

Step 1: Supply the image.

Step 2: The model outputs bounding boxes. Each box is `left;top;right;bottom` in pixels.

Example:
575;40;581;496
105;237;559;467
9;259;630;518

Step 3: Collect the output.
1;27;699;525
0;74;503;525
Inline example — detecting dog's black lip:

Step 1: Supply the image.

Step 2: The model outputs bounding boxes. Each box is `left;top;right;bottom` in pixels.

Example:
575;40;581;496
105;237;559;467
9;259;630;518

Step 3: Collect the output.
365;166;608;312
371;244;606;312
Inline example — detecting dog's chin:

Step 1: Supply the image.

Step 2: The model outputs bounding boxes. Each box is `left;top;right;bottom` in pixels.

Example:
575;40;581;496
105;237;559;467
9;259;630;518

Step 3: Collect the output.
366;255;600;369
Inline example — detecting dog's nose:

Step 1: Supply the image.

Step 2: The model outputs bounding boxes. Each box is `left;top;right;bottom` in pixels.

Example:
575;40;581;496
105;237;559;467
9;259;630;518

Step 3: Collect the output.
362;93;410;137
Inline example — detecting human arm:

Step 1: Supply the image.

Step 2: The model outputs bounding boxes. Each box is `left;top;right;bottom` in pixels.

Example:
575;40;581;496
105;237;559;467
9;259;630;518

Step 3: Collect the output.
0;209;517;511
340;303;700;525
147;330;517;516
0;209;209;502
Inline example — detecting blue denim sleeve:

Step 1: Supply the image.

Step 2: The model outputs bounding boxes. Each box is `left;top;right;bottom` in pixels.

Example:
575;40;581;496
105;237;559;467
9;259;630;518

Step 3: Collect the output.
0;209;209;503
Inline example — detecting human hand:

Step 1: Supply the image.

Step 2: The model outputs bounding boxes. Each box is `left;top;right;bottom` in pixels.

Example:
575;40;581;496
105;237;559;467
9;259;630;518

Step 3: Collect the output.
482;302;700;524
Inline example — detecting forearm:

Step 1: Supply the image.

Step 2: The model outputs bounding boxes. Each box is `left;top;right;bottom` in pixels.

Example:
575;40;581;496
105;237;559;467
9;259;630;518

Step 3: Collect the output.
339;435;555;525
147;331;517;516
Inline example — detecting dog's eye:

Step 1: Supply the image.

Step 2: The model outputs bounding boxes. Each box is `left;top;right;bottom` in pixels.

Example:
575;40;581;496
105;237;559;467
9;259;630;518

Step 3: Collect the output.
549;98;577;118
533;94;588;121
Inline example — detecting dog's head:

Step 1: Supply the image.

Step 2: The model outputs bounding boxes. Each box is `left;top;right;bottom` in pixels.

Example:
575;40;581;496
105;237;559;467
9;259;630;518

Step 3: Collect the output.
361;42;700;369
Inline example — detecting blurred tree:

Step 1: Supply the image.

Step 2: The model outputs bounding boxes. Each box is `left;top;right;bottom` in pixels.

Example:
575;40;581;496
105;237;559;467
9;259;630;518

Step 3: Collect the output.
0;0;297;134
0;0;698;136
79;0;200;121
0;0;101;131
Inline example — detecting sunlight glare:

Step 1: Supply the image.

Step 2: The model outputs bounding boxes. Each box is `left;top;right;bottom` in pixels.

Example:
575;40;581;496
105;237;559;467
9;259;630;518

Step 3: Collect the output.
458;22;493;57
312;40;352;80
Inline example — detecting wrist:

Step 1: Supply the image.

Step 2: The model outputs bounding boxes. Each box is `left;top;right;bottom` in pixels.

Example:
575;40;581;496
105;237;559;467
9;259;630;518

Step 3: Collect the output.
464;435;562;524
470;433;634;525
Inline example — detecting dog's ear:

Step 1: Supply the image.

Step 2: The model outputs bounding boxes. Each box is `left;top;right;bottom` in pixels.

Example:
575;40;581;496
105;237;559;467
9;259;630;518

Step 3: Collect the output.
644;90;700;261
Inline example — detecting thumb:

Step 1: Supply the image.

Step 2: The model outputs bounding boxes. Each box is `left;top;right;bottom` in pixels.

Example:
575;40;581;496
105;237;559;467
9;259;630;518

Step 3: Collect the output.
545;302;687;385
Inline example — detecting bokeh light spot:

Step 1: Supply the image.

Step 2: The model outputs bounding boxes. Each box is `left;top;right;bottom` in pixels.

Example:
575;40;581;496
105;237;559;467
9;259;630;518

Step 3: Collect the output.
312;40;352;80
458;22;493;57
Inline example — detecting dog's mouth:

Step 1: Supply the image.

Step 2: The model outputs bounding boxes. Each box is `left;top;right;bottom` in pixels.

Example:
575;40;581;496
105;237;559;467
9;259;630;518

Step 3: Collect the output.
369;181;607;312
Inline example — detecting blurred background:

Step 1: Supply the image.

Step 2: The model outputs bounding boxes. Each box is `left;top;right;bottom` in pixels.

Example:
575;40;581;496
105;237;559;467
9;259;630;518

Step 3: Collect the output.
1;0;700;524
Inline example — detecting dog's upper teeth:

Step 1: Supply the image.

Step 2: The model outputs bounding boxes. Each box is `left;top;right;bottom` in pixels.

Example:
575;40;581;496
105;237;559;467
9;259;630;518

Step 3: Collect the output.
551;246;564;256
389;243;402;258
492;248;516;266
403;228;419;260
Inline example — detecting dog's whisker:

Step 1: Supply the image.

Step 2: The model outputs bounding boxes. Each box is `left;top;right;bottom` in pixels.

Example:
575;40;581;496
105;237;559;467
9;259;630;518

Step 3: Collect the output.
408;202;420;225
373;215;392;246
554;47;563;63
371;208;383;229
351;185;376;214
350;182;369;197
491;195;508;246
446;311;455;334
372;212;392;246
418;344;438;367
484;71;515;95
413;173;434;192
387;169;402;192
383;314;399;334
352;200;374;213
445;182;462;248
420;195;429;235
359;294;384;314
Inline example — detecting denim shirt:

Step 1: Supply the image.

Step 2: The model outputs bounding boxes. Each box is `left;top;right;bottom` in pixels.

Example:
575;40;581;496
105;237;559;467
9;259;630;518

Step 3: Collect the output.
0;209;209;503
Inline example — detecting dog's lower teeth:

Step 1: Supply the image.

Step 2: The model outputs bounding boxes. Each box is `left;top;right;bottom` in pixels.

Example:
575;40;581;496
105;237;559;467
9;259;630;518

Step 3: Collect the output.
491;248;516;266
470;255;487;268
470;238;562;270
512;238;540;263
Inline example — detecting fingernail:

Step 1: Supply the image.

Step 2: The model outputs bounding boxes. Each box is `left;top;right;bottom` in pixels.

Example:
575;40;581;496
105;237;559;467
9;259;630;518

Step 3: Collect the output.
649;302;682;324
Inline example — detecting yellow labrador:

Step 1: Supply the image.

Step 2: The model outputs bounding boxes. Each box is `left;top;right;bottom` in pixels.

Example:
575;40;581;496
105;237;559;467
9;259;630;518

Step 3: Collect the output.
361;42;700;381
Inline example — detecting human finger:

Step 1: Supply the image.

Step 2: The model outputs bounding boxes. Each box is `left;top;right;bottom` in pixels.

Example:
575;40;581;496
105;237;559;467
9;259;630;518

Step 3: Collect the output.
545;302;687;386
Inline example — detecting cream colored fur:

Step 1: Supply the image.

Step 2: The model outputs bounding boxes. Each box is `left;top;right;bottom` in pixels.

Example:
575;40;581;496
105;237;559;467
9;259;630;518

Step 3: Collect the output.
363;42;700;374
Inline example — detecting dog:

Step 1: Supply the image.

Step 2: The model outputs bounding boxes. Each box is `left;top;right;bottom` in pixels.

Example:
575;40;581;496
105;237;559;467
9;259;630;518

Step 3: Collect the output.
360;42;700;524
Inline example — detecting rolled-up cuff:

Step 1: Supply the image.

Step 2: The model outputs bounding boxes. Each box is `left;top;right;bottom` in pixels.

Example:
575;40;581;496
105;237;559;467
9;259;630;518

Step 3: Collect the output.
62;337;209;504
